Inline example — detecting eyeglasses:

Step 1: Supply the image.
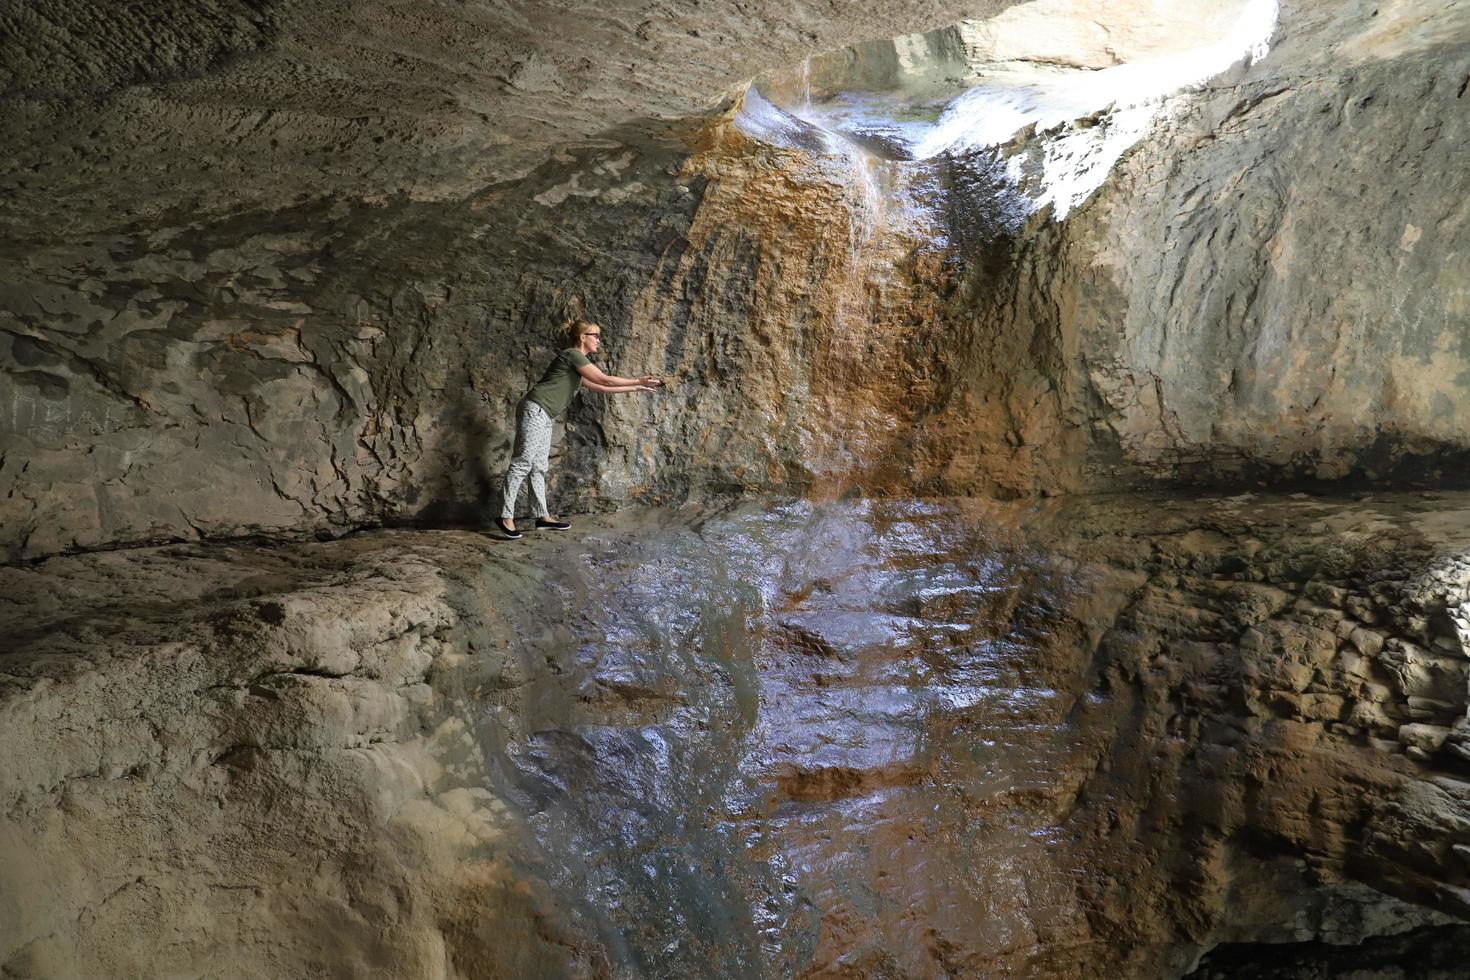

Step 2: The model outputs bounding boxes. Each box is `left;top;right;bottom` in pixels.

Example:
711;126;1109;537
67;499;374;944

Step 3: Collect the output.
585;332;602;339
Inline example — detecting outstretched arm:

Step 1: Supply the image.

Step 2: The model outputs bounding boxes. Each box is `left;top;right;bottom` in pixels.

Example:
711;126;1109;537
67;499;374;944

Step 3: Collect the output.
580;377;657;394
582;379;658;393
579;362;663;389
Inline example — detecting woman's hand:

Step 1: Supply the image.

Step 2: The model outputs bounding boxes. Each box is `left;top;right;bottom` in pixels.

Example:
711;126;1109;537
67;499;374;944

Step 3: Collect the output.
638;376;664;388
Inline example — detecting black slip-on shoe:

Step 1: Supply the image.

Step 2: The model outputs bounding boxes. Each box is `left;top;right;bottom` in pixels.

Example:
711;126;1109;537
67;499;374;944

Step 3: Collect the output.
535;518;572;530
495;518;523;539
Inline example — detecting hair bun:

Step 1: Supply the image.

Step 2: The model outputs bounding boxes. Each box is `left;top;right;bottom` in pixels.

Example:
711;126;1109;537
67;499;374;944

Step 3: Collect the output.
559;318;599;341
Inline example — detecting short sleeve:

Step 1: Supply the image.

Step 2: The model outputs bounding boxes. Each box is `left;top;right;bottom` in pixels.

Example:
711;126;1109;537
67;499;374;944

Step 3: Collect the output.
568;350;591;368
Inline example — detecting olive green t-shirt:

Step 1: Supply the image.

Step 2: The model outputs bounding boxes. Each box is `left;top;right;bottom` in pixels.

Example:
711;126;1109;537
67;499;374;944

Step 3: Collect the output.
527;348;591;418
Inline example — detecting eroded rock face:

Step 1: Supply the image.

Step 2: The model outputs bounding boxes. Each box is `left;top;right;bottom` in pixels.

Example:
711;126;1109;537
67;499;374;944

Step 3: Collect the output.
6;0;1029;560
3;490;1469;976
3;0;1468;560
970;13;1470;491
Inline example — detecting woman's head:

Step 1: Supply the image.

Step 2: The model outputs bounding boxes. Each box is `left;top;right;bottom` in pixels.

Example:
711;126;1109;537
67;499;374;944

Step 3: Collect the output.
561;318;603;353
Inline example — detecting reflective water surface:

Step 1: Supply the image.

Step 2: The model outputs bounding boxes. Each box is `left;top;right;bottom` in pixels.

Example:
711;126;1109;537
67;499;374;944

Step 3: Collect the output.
477;494;1470;977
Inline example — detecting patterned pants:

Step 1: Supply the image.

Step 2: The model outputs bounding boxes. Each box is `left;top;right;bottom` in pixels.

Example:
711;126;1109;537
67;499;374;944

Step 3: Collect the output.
501;400;555;519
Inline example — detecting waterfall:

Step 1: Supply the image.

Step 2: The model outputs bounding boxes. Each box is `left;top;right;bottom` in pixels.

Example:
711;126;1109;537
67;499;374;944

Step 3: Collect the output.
744;0;1280;221
919;0;1279;216
734;87;889;254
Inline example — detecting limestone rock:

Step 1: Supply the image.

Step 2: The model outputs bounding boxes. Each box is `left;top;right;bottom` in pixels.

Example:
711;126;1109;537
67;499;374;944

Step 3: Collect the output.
3;490;1470;975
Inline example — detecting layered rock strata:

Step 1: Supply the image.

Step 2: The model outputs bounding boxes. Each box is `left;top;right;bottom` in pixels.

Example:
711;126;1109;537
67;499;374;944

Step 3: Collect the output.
3;489;1469;976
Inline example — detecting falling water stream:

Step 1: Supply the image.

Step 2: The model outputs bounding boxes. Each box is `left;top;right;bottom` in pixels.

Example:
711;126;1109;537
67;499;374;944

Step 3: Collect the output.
739;0;1279;218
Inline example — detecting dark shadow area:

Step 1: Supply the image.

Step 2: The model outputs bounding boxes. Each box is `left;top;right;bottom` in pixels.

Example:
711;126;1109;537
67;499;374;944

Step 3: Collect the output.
408;365;506;531
1188;924;1470;978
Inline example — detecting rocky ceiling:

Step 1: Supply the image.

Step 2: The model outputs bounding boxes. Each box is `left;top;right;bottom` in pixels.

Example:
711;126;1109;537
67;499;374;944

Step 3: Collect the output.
0;0;1029;231
3;0;1467;251
4;0;1465;232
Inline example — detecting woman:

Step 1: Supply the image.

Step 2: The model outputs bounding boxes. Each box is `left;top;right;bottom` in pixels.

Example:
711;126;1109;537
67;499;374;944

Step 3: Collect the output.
497;319;662;538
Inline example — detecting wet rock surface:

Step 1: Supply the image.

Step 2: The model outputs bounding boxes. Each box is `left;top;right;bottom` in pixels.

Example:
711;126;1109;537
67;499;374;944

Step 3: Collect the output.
3;489;1468;976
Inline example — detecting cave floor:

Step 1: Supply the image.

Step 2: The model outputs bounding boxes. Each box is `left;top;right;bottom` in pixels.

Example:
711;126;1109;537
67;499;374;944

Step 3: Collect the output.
3;489;1469;977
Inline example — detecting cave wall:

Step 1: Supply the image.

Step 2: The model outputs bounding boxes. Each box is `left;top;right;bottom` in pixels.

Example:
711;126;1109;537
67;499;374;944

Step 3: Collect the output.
0;1;1011;561
0;124;707;559
4;0;1470;562
0;114;900;559
923;0;1470;494
1055;29;1470;488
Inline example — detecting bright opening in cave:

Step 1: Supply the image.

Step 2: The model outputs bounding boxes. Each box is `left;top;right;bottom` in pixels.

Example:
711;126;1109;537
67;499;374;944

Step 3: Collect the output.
739;0;1279;218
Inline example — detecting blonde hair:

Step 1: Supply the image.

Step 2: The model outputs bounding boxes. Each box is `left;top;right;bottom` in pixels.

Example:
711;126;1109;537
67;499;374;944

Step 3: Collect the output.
559;318;601;343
